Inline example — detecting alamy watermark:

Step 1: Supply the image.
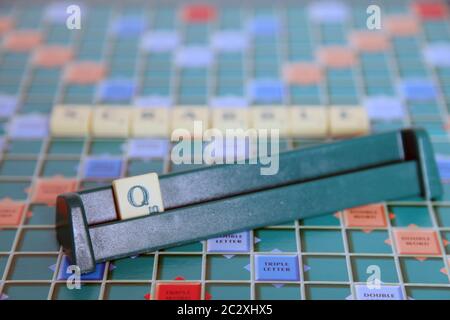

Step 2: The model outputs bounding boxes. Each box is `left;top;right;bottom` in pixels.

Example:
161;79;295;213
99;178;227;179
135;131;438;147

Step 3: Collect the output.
171;121;280;176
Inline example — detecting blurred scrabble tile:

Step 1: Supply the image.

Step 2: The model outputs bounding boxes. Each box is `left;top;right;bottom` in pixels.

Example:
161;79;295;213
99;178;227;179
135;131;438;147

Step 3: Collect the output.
84;157;122;179
283;63;322;85
0;17;14;35
413;2;448;20
251;107;289;136
0;199;24;226
32;45;73;68
32;178;77;206
329;107;370;137
3;30;43;52
64;61;107;84
318;46;356;68
172;107;210;138
212;108;249;131
385;16;419;36
131;108;170;137
8;114;49;139
394;229;441;256
155;282;201;300
289;107;328;138
50;106;92;137
182;4;217;23
112;173;164;220
97;79;136;103
92;107;131;138
350;31;389;52
343;204;387;228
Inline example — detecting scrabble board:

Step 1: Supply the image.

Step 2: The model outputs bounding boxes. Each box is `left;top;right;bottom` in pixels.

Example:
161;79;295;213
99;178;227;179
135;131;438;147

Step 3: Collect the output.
1;0;450;300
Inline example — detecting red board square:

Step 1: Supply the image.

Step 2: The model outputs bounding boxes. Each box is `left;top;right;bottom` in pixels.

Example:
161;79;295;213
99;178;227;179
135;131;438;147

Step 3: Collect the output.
64;61;106;84
0;199;24;226
413;2;448;20
344;204;387;229
283;63;322;85
31;178;77;206
33;46;73;68
0;17;14;35
155;282;202;300
182;4;217;23
3;30;42;52
394;229;441;256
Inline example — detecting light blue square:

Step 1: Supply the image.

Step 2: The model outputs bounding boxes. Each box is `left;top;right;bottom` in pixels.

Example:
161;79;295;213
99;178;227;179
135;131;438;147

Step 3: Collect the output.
255;255;299;281
84;157;122;179
57;256;106;280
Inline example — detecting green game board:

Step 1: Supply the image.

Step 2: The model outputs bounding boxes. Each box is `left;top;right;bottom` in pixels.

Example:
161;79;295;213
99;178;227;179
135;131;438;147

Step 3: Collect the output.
0;0;450;300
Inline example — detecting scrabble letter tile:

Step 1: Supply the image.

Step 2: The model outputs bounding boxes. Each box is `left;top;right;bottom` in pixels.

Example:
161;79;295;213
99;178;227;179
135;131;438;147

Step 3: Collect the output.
251;107;289;136
112;173;164;220
212;108;249;131
329;106;370;137
50;106;92;137
92;107;130;138
172;107;209;138
289;106;328;138
131;108;170;137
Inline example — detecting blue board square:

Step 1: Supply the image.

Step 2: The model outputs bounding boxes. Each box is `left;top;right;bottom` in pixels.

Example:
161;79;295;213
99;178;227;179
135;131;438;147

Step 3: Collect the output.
248;16;280;36
0;94;17;117
111;16;147;37
57;256;106;280
399;79;437;101
207;231;251;252
255;255;300;281
140;31;179;52
128;139;169;158
9;114;49;139
134;95;173;107
355;285;403;300
97;79;136;103
175;47;213;68
249;80;284;104
84;157;122;179
212;31;248;52
424;43;450;67
436;155;450;182
308;1;349;23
